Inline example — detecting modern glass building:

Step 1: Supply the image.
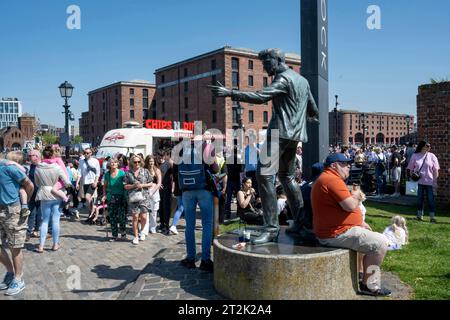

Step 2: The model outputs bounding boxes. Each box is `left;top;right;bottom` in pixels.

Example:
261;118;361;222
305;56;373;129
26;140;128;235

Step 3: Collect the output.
0;98;23;129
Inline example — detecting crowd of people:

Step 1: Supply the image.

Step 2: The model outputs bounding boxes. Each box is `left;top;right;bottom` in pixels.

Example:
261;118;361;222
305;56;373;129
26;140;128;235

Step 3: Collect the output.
0;136;443;297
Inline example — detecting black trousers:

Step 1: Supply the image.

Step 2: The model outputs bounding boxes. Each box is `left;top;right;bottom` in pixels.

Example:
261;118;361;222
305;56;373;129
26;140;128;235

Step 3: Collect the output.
160;190;172;229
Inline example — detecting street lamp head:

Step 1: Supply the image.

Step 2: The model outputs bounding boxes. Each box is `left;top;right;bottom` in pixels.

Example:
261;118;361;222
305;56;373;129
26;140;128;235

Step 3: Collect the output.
59;81;74;99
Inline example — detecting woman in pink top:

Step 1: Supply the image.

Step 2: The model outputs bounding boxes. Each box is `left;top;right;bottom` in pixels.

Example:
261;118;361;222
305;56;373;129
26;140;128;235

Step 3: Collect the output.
407;141;440;223
41;145;70;203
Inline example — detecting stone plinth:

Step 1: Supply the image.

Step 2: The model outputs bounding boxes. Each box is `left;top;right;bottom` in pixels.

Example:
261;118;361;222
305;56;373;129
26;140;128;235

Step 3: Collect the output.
213;227;359;300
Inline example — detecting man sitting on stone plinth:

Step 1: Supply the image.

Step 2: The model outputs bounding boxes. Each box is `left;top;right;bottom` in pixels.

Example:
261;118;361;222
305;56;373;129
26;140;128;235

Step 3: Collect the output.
311;153;391;297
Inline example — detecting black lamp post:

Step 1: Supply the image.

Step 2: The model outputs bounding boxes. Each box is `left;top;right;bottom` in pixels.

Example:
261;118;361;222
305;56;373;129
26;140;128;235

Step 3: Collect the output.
405;115;410;143
334;95;339;147
59;81;74;159
359;113;367;149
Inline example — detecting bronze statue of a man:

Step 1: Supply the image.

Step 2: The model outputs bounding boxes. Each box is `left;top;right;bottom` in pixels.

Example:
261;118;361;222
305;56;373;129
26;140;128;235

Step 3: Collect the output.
210;48;319;244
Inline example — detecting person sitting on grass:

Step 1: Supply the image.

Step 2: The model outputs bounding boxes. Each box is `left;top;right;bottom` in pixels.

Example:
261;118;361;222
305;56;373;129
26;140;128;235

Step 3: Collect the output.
383;215;409;250
237;177;263;225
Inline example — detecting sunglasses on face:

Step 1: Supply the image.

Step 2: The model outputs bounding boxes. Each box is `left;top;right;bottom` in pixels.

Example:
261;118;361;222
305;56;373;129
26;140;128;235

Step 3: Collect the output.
133;161;141;164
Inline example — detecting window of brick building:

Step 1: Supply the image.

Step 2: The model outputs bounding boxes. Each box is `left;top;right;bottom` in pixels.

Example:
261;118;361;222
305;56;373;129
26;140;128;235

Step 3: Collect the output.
143;97;148;109
130;98;134;107
184;82;188;92
232;58;239;71
232;72;239;88
248;60;254;70
116;110;119;119
143;89;148;97
162;102;165;113
184;68;188;77
185;113;189;122
212;75;217;85
212;110;217;123
184;97;189;109
102;92;105;100
161;87;165;97
212;95;216;105
130;88;134;95
211;59;216;70
263;111;268;123
115;99;118;106
115;88;118;95
248;75;254;87
143;109;148;119
161;75;165;83
249;110;254;123
130;110;134;119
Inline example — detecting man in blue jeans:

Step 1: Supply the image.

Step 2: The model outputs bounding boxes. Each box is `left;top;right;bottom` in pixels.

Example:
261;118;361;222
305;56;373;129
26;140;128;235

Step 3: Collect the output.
0;154;34;296
178;137;219;273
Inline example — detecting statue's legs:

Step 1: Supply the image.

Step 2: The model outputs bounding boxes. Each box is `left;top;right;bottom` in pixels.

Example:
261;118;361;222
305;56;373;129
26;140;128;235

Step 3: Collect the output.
253;138;301;244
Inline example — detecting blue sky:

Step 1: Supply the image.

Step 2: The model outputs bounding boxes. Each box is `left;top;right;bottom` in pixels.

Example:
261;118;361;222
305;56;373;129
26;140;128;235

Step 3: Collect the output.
0;0;449;127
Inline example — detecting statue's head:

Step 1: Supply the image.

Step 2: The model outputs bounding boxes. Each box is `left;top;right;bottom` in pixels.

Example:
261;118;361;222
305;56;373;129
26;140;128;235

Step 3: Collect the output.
258;48;286;76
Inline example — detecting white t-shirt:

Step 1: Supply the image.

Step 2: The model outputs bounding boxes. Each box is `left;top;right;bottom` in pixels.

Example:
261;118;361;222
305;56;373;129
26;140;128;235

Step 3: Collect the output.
80;157;101;185
383;226;406;250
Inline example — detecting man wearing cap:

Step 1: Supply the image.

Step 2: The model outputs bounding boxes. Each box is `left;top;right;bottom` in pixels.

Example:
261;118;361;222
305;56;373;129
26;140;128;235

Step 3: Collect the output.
311;153;391;297
209;48;319;244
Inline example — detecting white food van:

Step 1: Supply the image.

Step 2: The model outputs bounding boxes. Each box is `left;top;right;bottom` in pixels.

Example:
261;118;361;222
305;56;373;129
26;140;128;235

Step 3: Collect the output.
95;122;192;159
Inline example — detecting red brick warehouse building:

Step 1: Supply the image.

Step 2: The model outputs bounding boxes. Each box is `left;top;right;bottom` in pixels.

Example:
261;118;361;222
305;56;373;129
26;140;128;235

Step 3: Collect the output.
153;46;301;134
329;109;415;146
83;81;156;145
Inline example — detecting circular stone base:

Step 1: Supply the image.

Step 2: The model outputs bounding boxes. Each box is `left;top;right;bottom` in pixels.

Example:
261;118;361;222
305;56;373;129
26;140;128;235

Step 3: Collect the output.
213;227;359;300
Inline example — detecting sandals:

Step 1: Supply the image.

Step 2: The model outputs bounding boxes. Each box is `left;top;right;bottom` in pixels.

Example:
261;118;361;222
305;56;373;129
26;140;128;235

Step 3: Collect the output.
52;244;62;251
35;247;44;253
359;283;392;297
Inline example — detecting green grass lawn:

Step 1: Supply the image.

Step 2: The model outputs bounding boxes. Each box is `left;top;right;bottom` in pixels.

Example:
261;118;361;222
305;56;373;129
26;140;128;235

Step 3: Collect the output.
363;201;450;300
217;202;450;300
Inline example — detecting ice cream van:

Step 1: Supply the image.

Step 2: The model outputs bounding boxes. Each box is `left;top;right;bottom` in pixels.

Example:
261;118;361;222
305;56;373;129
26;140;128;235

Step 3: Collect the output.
95;121;192;159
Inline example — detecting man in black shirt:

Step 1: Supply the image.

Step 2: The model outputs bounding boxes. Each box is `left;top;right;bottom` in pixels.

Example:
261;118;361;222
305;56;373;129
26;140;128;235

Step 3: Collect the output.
158;150;173;234
225;146;243;220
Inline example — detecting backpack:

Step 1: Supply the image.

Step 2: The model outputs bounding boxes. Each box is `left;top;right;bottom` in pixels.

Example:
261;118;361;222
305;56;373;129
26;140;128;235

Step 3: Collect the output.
376;155;386;172
178;147;207;191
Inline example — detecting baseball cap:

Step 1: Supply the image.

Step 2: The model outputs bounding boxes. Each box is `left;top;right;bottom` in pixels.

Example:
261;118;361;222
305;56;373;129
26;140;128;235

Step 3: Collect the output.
324;153;353;167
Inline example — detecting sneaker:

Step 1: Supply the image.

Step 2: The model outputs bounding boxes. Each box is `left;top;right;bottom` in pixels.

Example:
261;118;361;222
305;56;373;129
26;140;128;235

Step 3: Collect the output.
169;225;178;235
430;218;437;224
74;211;80;221
0;272;14;290
359;283;391;297
199;259;214;273
4;278;25;296
149;228;157;234
139;233;146;241
416;216;424;222
180;258;196;269
132;237;139;245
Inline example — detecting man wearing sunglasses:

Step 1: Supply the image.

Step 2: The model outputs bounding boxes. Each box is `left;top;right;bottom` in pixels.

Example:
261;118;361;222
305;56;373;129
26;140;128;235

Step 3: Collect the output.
76;148;100;213
312;153;391;297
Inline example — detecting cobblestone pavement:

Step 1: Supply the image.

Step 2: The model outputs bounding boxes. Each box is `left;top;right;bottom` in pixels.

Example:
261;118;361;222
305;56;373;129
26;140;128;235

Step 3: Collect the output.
0;208;219;300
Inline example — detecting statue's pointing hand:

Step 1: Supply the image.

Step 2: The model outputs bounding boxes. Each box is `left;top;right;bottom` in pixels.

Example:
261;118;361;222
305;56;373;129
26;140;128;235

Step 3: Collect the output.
207;81;232;97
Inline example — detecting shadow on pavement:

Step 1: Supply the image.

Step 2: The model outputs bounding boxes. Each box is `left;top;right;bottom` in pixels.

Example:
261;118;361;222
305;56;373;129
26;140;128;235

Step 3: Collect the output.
72;264;141;294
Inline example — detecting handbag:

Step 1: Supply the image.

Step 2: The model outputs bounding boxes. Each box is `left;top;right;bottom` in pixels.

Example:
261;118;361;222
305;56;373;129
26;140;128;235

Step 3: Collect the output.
128;190;144;203
411;153;428;182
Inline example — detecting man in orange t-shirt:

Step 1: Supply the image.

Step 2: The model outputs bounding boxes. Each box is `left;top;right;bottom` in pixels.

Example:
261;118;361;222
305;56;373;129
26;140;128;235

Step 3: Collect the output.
311;153;391;297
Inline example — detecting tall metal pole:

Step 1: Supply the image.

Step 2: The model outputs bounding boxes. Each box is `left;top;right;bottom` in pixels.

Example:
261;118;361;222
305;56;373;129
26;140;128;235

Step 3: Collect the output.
64;97;70;160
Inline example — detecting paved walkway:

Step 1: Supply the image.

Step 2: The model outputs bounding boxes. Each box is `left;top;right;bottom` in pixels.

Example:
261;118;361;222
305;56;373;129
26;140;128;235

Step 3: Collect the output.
0;209;412;300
